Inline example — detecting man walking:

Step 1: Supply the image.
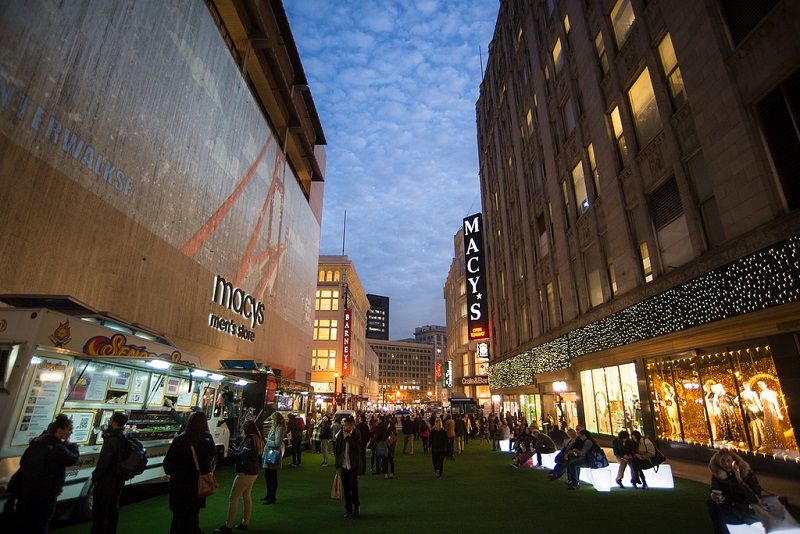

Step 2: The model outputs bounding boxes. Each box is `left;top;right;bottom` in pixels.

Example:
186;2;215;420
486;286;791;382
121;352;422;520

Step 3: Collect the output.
91;411;129;534
334;416;362;519
401;415;415;455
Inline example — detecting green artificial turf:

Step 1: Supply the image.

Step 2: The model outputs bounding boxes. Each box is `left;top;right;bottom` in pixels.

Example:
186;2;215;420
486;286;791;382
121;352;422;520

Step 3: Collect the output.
54;440;716;533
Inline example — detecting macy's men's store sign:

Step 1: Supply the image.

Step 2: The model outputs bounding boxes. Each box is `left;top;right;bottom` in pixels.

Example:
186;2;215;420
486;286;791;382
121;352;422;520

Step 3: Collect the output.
207;275;265;342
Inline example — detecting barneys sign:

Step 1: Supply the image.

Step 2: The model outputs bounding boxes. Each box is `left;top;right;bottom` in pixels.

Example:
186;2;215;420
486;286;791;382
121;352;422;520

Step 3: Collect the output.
463;214;489;340
342;308;352;376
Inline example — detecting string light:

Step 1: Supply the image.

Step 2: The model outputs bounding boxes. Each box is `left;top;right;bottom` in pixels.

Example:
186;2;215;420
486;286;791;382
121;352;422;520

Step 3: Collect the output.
489;235;800;389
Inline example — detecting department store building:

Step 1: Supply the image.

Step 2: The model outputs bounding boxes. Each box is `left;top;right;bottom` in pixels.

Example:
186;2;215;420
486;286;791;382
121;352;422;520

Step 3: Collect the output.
0;0;326;388
477;0;800;475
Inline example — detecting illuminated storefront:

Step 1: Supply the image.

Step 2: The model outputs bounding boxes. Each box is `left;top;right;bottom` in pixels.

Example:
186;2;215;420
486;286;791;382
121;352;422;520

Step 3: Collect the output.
645;343;797;461
580;363;643;436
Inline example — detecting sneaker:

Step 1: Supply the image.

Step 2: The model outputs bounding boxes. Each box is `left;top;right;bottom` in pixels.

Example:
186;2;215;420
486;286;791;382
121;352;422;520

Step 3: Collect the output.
234;523;248;531
214;526;232;534
389;473;394;479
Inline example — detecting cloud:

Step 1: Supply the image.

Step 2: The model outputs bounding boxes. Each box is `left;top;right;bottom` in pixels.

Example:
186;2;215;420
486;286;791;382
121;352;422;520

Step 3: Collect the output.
285;0;498;338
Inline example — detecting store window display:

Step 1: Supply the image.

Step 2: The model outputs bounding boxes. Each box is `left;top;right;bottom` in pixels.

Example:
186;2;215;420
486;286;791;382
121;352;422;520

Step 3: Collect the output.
645;345;797;461
580;363;642;435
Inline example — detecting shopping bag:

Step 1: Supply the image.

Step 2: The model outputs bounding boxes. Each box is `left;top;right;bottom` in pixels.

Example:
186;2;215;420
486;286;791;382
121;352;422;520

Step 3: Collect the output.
330;471;342;500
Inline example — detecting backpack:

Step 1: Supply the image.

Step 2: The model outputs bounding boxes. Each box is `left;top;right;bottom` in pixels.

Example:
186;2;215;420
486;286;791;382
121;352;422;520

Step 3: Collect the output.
118;435;148;480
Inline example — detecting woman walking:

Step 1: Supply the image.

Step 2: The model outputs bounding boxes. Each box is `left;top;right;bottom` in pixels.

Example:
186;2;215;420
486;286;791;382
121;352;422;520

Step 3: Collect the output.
163;411;217;534
261;412;286;505
429;419;448;478
214;421;263;532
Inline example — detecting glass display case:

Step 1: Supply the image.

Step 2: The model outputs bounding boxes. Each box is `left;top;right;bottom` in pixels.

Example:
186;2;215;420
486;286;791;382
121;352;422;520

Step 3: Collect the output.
124;410;180;441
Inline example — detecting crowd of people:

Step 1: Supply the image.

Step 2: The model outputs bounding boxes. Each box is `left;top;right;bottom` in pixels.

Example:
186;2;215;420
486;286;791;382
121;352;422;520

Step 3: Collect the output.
5;406;789;533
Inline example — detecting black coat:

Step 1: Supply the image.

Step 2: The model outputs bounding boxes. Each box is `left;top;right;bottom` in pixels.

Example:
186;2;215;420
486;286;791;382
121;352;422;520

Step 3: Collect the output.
17;434;80;502
429;429;449;453
163;432;216;512
92;427;126;492
334;428;362;473
229;434;260;475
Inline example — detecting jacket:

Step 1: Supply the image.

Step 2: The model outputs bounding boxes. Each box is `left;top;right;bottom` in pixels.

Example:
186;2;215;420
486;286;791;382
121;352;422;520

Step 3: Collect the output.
634;437;655;460
18;434;80;502
229;434;260;475
709;451;761;521
444;418;456;438
612;437;633;459
264;425;285;470
334;427;362;473
163;431;216;512
429;429;449;453
91;426;127;492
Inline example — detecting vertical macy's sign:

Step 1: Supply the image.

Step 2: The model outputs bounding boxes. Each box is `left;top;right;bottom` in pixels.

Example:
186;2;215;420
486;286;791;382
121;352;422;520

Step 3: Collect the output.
463;214;489;340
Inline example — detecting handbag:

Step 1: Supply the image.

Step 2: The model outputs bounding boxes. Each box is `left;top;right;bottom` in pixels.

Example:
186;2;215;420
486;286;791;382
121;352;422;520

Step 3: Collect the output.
587;448;609;468
330;471;342;500
191;445;219;498
263;448;281;468
376;441;388;458
386;432;397;447
645;441;667;471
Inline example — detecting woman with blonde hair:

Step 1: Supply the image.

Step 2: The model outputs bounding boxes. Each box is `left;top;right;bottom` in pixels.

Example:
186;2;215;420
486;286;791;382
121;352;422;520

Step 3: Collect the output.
261;411;286;505
214;421;264;532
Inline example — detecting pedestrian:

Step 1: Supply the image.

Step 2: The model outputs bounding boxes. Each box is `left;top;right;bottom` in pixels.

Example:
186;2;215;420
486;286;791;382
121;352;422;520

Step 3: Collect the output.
13;414;80;534
334;416;362;518
368;416;379;473
612;430;634;488
444;414;456;460
401;415;414;455
312;416;322;453
163;410;217;534
319;415;332;467
429;419;448;478
706;449;762;534
91;411;130;534
454;414;467;454
418;418;430;453
356;414;370;474
214;421;263;533
289;413;304;466
261;411;285;505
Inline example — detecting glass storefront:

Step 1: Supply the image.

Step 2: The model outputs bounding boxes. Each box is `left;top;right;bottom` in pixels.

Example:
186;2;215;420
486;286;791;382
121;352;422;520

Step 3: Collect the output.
646;344;797;460
519;394;541;426
580;363;643;435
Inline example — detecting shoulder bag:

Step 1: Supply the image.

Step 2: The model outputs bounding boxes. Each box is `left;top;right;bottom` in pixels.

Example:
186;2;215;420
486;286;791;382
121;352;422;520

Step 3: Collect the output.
263;447;281;468
587;448;609;468
646;443;667;471
191;445;219;498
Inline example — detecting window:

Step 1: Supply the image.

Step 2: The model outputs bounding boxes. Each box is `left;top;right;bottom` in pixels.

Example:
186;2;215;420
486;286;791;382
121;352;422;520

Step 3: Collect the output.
563;14;571;35
587;143;600;197
686;152;725;247
580;364;642;435
610;106;628;166
552;38;565;74
602;234;617;296
571;161;589;214
315;289;340;311
649;176;693;270
610;0;636;48
628;68;662;148
657;34;686;110
526;108;534;135
562;180;573;226
537;214;549;256
546;282;557;329
584;243;603;307
639;242;653;282
721;0;779;46
756;69;800;210
594;32;608;76
562;97;576;136
312;349;337;371
313;319;338;341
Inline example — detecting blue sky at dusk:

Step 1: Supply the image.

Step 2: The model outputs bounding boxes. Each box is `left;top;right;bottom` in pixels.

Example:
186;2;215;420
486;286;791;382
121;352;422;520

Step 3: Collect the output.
284;1;499;339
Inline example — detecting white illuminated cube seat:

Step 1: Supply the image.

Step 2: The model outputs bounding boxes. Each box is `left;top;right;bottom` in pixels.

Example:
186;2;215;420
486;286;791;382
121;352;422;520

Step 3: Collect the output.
579;466;614;492
616;464;675;489
539;452;559;470
499;439;511;452
726;523;765;534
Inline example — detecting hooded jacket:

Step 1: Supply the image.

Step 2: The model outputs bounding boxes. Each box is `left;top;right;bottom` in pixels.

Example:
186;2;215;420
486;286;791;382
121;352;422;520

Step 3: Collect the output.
708;450;761;521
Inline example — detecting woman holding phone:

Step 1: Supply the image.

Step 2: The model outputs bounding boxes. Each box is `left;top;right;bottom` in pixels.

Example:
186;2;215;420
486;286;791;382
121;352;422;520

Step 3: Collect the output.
706;449;762;533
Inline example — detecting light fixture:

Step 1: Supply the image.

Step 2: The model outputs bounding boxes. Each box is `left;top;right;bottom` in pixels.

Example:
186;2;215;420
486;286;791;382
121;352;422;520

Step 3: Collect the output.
235;379;248;386
146;360;171;370
208;373;225;381
191;369;209;378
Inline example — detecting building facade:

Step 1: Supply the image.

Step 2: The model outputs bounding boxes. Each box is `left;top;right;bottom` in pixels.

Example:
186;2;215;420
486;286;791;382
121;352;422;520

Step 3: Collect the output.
310;256;378;413
369;339;435;409
366;294;390;340
477;0;800;475
444;230;491;410
0;1;326;389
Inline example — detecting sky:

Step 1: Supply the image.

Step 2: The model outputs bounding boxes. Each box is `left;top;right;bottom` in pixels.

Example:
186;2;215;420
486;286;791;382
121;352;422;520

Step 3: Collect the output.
283;0;499;340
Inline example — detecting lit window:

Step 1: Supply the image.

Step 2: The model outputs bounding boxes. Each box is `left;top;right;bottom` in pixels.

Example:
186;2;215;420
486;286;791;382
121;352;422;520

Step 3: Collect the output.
563;14;571;35
628;67;662;147
587;143;600;196
639;242;653;282
526;108;534;134
313;319;338;341
315;289;340;311
611;0;636;48
552;38;564;74
610;106;628;166
571;162;589;214
658;33;686;109
594;33;608;76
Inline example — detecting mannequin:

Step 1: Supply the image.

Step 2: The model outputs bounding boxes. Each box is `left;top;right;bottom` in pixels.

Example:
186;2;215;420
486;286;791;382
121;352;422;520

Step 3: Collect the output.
738;382;764;449
713;383;743;444
704;380;717;442
758;381;785;450
662;383;680;437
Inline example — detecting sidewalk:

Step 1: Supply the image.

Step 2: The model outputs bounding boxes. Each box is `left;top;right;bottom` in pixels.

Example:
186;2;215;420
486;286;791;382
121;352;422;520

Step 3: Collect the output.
602;447;800;506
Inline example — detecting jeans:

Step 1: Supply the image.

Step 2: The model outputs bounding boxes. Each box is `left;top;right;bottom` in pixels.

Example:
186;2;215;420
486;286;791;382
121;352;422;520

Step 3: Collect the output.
321;439;330;465
225;473;257;527
566;455;589;485
264;467;278;502
432;450;446;476
291;435;303;465
340;468;360;514
16;497;57;534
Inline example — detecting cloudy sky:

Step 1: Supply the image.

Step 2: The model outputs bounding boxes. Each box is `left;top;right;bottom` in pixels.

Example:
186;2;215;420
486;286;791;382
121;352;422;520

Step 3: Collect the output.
284;1;499;340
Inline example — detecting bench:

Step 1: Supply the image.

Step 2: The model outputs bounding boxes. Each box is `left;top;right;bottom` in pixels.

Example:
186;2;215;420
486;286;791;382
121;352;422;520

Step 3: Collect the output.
498;439;512;453
539;451;559;470
726;523;765;534
579;464;675;491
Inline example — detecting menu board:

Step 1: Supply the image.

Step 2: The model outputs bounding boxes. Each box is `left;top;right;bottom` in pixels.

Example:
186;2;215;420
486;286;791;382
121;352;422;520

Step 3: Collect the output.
96;410;114;444
11;355;70;447
165;376;181;396
109;368;132;390
62;410;96;445
128;371;150;404
66;363;111;402
147;374;166;406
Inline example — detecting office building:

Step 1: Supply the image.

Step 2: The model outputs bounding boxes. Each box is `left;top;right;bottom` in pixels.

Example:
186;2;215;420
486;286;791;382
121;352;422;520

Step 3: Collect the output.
366;294;390;340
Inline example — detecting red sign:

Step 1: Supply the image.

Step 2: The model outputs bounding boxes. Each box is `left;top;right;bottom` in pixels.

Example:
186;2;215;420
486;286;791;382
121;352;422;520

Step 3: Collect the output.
342;308;352;376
